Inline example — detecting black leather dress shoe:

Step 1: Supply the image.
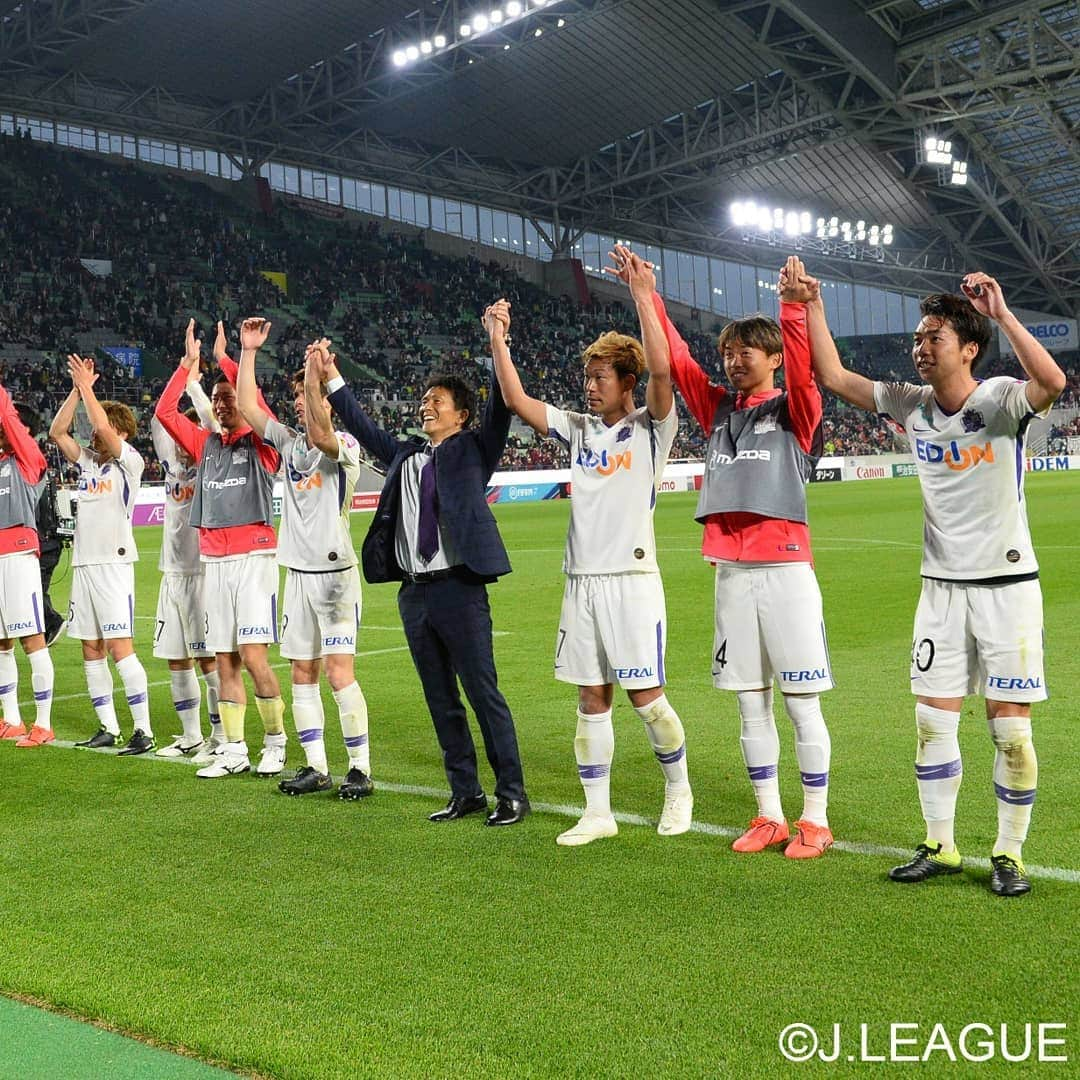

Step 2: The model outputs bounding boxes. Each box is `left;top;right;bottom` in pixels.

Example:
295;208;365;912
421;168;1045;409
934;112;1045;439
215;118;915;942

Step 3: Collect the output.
428;793;488;822
484;797;530;827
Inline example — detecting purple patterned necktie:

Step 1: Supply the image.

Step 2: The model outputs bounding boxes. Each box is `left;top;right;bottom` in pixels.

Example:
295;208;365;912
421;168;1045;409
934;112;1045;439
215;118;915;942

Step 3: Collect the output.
417;458;440;562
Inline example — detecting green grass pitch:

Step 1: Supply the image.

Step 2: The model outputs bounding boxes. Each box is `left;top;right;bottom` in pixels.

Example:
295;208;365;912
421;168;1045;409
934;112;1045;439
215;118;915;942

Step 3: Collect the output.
0;474;1077;1077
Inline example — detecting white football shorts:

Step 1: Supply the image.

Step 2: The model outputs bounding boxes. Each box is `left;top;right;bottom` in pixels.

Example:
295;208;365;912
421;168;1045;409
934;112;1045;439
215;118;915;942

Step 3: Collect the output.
711;560;834;693
67;563;136;641
204;554;279;653
0;551;45;639
555;572;667;690
153;572;212;660
280;566;361;660
910;577;1046;702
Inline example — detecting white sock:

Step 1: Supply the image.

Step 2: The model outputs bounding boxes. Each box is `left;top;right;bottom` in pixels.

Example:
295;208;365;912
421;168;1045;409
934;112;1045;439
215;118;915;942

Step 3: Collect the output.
84;658;120;735
0;648;20;726
574;709;614;817
784;693;831;827
634;694;690;791
201;668;222;739
170;668;203;744
737;689;783;822
116;653;151;736
333;681;370;773
914;703;962;853
292;682;327;774
988;714;1037;861
28;648;54;731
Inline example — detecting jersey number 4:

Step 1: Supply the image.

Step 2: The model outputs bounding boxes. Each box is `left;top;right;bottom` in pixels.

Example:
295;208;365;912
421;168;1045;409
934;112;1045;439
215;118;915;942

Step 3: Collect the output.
714;640;728;669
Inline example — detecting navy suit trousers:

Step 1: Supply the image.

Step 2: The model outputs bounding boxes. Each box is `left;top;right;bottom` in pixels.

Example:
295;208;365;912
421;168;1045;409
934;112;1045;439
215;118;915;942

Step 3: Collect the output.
397;575;525;802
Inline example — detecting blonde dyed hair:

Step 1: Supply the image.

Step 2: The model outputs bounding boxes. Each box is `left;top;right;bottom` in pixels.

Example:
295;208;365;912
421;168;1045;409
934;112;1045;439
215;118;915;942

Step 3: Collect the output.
581;331;645;381
102;400;137;440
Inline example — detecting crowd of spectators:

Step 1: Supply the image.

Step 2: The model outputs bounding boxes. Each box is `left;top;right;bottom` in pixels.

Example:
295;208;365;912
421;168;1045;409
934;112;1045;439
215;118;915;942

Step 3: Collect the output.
2;128;1075;487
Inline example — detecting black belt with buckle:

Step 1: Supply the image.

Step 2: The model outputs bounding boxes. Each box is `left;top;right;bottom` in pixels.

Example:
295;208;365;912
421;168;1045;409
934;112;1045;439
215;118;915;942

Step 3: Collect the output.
402;567;458;584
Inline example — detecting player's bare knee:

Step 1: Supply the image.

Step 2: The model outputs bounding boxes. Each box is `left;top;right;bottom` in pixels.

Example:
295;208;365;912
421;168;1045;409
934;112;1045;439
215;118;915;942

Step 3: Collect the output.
578;685;612;714
324;655;354;691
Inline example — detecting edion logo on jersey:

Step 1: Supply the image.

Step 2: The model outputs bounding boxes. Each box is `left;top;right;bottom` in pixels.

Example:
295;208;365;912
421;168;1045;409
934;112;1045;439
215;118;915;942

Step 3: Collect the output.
987;675;1042;691
914;438;994;472
575;448;632;476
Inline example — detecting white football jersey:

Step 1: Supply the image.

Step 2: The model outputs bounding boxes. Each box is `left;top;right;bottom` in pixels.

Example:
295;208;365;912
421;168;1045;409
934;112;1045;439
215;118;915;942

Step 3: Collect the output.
264;418;360;571
545;403;677;574
152;417;201;575
72;442;143;566
874;377;1048;580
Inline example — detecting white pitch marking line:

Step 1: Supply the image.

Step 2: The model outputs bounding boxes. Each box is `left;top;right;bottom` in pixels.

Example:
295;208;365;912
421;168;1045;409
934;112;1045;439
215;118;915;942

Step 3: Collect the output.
30;743;1080;885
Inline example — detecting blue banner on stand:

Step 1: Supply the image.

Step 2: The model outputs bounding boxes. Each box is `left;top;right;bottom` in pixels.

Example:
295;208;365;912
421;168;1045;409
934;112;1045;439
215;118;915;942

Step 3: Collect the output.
102;346;143;376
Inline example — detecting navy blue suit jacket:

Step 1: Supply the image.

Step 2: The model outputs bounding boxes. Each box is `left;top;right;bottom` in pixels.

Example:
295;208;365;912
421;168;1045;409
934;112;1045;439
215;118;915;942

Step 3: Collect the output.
328;378;513;585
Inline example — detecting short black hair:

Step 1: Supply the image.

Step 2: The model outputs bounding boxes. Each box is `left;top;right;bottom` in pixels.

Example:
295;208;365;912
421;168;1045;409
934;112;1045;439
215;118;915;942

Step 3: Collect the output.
920;293;993;372
13;402;39;437
424;372;476;428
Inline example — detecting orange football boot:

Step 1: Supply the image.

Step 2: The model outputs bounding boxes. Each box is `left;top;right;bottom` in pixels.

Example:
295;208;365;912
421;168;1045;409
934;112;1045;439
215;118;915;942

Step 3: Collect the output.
731;816;790;852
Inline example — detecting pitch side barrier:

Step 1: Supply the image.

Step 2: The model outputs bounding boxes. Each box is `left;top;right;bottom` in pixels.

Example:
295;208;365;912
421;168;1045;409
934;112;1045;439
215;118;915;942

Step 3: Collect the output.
95;454;1078;525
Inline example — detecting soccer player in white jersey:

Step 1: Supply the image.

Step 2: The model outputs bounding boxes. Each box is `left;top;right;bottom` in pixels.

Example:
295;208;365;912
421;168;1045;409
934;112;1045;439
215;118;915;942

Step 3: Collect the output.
804;264;1066;897
0;380;56;747
155;318;288;780
615;249;835;860
152;321;223;760
49;355;154;754
486;280;693;846
237;338;373;800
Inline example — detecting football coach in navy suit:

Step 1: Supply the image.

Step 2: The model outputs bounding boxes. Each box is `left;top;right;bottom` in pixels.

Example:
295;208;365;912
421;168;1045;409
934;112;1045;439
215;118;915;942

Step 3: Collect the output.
308;342;528;826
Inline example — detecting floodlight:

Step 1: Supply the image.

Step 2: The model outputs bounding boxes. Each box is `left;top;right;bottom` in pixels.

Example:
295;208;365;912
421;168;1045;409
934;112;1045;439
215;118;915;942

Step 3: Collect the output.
784;211;799;236
460;23;472;36
392;50;408;66
506;0;523;14
799;211;811;234
406;45;420;60
472;14;489;32
434;34;447;47
420;40;433;54
490;9;504;25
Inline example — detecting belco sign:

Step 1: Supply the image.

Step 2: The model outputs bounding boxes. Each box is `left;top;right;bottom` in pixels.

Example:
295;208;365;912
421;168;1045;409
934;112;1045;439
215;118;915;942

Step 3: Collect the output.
1000;308;1079;353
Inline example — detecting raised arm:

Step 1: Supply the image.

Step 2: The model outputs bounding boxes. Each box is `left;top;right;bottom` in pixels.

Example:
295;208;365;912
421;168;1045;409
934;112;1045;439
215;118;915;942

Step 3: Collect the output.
181;317;220;433
48;386;83;464
0;383;46;482
961;272;1066;413
68;354;123;460
236;317;273;439
777;256;823;453
483;299;548;434
620;249;674;421
793;264;877;412
605;245;723;430
155;361;209;463
319;354;400;469
303;339;342;459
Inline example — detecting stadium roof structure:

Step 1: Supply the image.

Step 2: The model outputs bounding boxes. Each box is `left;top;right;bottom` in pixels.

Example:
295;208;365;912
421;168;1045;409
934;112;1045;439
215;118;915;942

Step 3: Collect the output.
1;0;1078;315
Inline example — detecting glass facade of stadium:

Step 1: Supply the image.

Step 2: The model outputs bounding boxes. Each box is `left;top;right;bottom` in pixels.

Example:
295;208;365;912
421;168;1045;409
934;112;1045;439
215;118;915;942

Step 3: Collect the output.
4;112;924;338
